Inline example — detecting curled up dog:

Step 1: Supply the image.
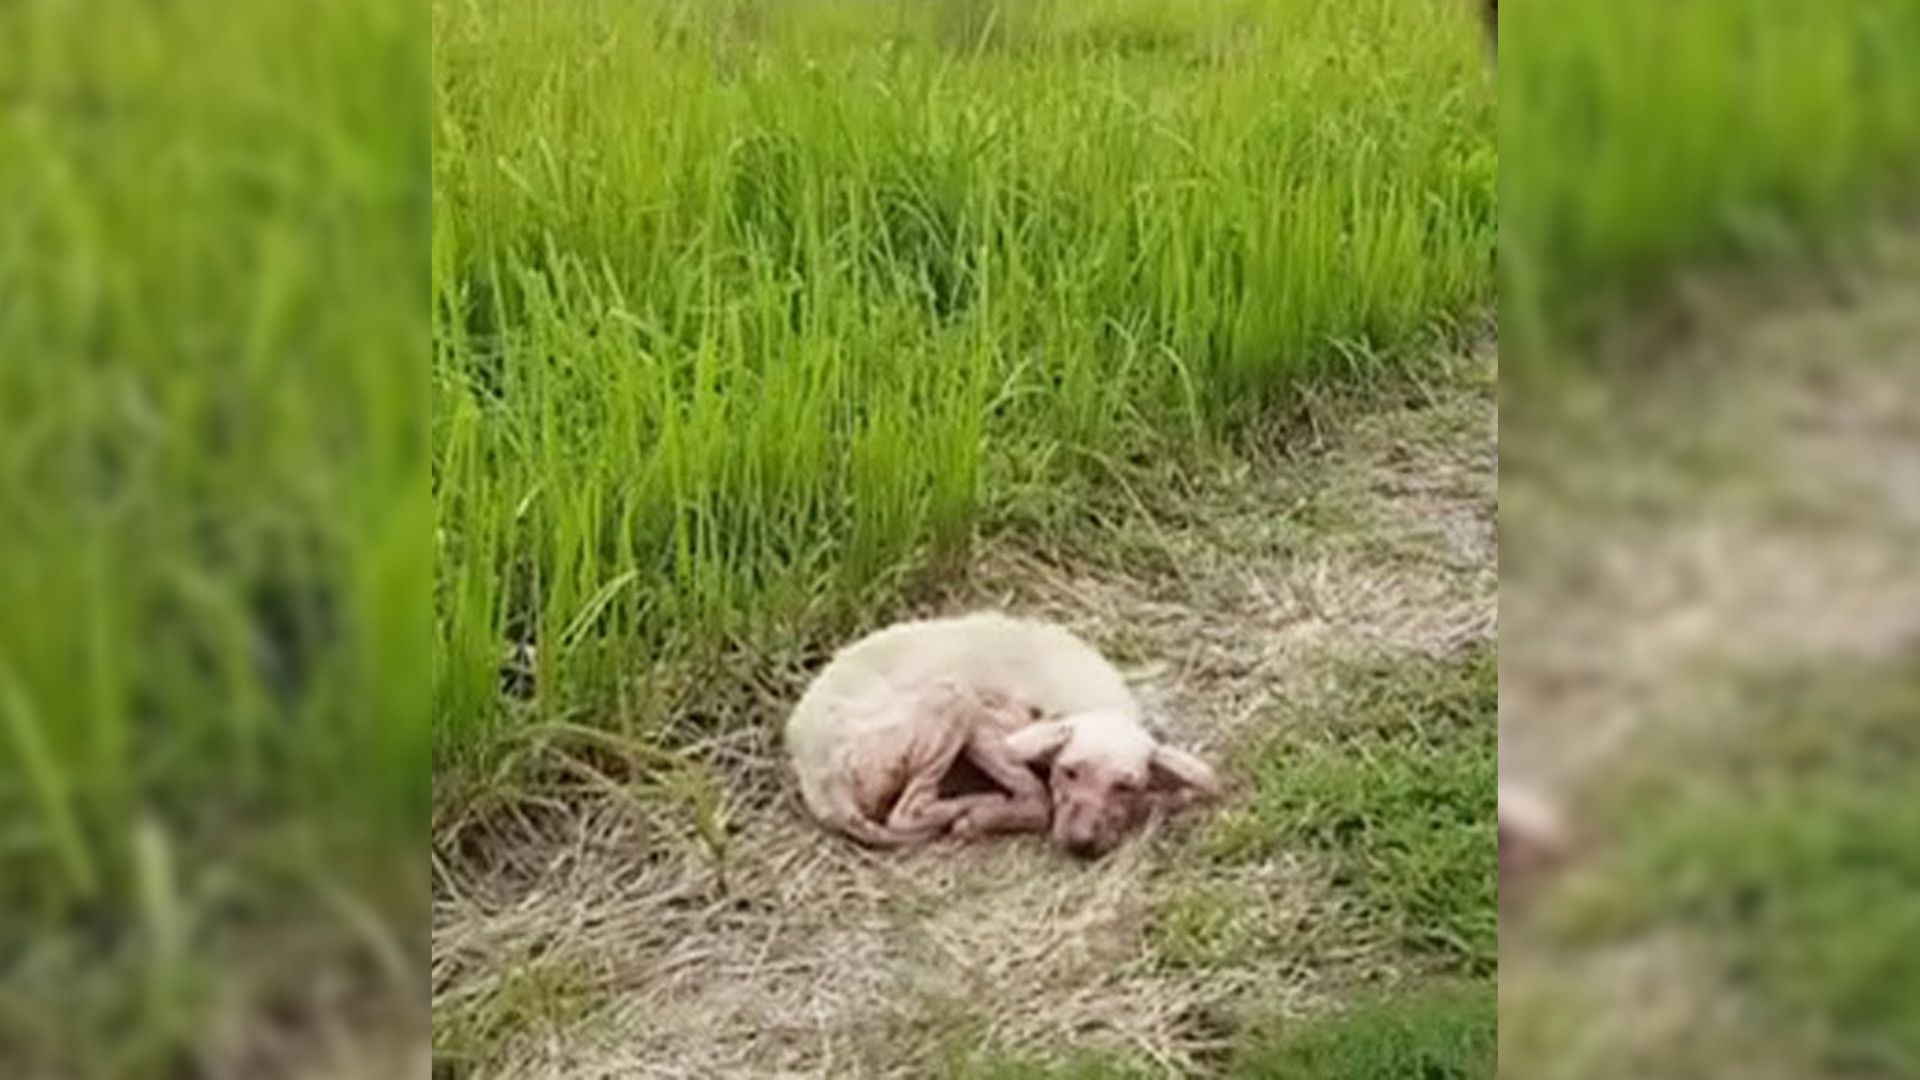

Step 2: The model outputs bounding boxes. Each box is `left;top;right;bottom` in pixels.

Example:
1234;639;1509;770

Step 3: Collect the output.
785;612;1220;858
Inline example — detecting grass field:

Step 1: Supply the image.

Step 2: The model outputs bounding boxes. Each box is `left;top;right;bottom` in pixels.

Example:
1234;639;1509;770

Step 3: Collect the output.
1499;230;1920;1080
431;6;1498;1071
1501;0;1920;359
0;0;428;1074
1506;653;1920;1079
430;0;1496;786
956;981;1494;1080
1593;660;1920;1076
11;0;1920;1074
431;358;1502;1073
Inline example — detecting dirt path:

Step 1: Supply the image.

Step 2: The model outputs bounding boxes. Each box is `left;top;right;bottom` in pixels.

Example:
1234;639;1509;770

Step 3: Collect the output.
1499;243;1920;1076
432;346;1497;1078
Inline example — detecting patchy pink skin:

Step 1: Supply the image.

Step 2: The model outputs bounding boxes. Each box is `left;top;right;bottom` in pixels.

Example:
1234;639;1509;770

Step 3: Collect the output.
787;613;1144;849
1008;710;1221;859
785;612;1217;853
1050;755;1152;859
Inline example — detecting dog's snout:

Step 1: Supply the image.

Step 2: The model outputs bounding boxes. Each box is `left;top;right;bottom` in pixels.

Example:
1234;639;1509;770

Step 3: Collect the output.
1053;796;1116;859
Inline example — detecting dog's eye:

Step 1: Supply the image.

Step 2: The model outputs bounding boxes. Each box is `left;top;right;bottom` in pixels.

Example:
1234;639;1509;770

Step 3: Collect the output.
1059;765;1079;782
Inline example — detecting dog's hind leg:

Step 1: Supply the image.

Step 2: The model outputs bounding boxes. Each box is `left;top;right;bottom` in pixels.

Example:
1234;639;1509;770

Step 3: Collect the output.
834;810;942;849
881;685;1035;836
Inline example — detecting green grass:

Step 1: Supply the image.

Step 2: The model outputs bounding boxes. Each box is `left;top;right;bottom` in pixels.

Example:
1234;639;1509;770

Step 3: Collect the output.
0;0;427;1073
1501;0;1920;358
1203;647;1498;975
433;951;607;1075
1112;649;1496;1076
1550;656;1920;1077
1149;881;1265;974
949;980;1493;1080
431;0;1495;779
1231;980;1494;1079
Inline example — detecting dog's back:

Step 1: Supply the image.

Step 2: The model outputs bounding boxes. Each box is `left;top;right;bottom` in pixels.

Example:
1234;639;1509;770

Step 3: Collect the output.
791;612;1135;735
785;612;1139;826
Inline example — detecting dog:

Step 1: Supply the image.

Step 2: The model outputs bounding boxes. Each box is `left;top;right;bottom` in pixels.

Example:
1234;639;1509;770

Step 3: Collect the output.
1498;780;1568;909
785;612;1220;857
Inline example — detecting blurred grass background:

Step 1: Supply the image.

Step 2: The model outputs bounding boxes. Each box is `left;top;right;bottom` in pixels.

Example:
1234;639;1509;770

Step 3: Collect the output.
431;0;1495;789
0;0;427;1074
1500;0;1920;361
1598;659;1920;1075
1499;1;1920;1078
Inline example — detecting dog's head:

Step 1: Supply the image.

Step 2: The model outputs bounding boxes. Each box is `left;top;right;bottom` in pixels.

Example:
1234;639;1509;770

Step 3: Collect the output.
1008;710;1219;859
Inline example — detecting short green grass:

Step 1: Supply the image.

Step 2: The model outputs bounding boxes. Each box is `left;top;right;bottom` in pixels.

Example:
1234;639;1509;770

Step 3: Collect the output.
1501;0;1920;360
431;0;1496;782
1231;980;1495;1079
1539;655;1920;1078
954;981;1494;1080
1200;647;1498;975
1149;881;1265;974
0;0;427;1073
1084;648;1495;1076
433;952;607;1076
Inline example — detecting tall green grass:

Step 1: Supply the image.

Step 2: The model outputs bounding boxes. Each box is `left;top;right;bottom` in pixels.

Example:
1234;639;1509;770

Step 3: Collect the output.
0;0;426;1072
1500;0;1920;358
432;0;1495;774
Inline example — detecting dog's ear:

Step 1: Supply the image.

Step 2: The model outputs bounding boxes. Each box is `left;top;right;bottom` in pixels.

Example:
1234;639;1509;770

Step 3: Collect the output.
1149;743;1220;801
1005;719;1072;764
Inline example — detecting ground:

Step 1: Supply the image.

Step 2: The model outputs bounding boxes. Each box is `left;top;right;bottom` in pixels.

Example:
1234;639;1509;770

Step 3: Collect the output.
431;342;1499;1078
427;238;1920;1079
1499;237;1920;1078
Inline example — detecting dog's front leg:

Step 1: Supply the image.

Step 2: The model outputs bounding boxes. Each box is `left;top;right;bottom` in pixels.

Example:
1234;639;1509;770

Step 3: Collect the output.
950;796;1048;838
948;723;1052;838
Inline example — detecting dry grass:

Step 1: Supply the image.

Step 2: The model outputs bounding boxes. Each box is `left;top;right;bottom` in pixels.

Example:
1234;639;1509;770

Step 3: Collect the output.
1500;246;1920;792
1498;246;1920;1078
431;347;1495;1078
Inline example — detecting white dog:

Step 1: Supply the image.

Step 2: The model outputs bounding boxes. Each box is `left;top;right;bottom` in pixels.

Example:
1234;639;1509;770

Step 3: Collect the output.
785;612;1220;857
1498;781;1568;908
